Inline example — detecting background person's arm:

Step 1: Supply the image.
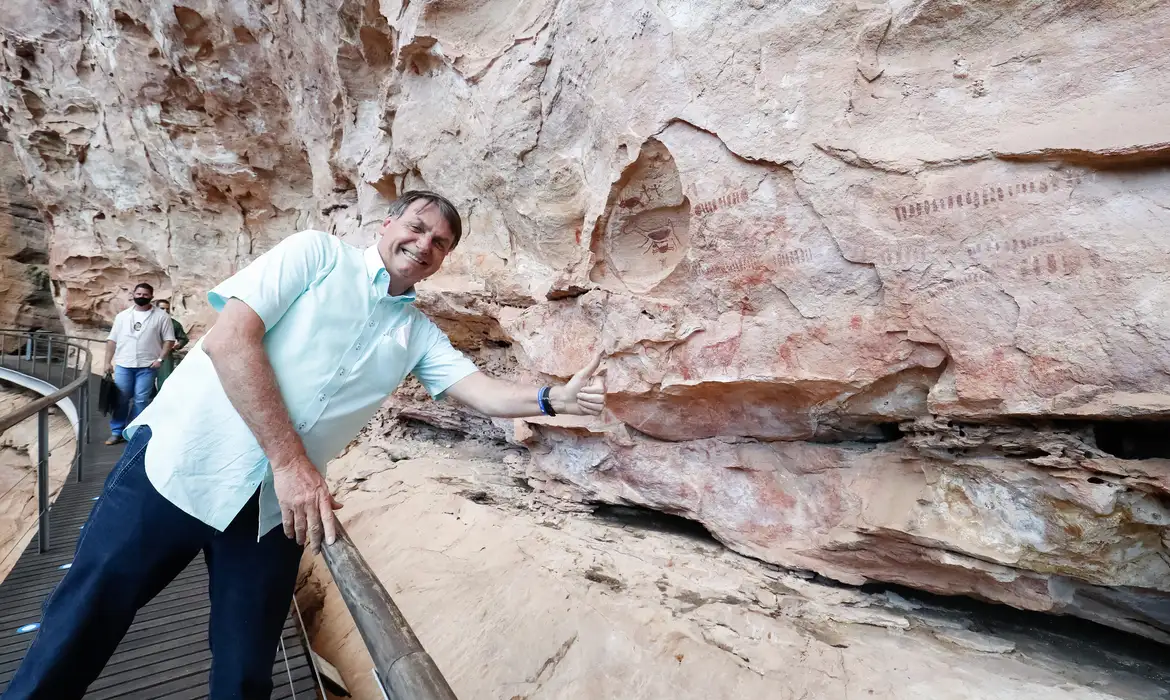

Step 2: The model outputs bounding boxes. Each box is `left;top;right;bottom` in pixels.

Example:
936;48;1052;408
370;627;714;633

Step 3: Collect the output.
103;341;116;374
151;341;175;369
104;315;121;373
151;315;177;368
173;322;189;351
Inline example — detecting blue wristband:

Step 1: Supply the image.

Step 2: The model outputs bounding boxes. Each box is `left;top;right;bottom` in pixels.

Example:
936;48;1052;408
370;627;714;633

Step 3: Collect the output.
538;386;557;417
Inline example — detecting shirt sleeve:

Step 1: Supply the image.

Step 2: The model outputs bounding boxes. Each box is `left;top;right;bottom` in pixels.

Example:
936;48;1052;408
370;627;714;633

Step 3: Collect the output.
174;321;189;348
107;314;122;342
410;316;480;398
207;230;336;330
160;315;176;342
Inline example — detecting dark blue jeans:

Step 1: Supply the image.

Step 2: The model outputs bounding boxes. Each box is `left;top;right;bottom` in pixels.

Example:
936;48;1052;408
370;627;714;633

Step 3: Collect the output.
3;427;304;700
109;365;158;437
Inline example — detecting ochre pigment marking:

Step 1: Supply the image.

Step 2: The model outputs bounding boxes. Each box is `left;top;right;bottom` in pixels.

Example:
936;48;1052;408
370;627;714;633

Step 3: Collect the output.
892;174;1085;223
693;188;750;217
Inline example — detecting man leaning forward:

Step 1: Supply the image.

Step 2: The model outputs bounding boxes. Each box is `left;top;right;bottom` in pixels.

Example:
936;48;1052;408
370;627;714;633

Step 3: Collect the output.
3;191;607;700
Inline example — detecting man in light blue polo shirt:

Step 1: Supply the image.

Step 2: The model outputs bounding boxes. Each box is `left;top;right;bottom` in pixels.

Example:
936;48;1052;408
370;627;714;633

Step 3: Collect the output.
5;191;606;700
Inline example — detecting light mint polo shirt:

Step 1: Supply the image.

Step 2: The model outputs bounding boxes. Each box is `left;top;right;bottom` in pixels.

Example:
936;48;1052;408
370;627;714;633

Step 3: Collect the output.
126;229;479;537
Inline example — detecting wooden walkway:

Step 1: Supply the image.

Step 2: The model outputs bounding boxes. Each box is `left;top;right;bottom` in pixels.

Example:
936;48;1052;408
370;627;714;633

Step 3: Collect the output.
0;364;318;698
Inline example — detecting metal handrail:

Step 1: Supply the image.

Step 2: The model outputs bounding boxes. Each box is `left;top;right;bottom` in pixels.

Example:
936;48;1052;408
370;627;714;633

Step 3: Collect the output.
0;328;92;552
322;524;459;700
0;331;93;433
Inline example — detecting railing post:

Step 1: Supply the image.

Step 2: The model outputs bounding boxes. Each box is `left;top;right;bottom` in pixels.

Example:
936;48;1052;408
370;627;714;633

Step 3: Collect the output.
77;381;87;482
84;378;91;446
29;335;38;376
37;408;50;554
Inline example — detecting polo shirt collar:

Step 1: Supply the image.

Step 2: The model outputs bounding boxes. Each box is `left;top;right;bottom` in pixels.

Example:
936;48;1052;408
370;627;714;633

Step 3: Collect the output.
364;244;417;302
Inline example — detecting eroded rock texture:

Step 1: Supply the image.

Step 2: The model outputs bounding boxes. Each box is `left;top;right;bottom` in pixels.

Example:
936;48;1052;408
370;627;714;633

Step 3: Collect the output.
0;126;58;330
2;0;1169;636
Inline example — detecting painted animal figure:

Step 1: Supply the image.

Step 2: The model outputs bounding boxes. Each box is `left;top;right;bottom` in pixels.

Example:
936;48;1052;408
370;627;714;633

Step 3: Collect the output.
623;214;681;255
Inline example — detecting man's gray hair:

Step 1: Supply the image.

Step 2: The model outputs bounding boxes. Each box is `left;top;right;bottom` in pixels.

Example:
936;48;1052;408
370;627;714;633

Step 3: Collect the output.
386;190;464;249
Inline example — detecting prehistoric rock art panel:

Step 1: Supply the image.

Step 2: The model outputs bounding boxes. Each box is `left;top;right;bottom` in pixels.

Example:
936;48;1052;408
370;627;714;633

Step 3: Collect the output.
593;139;690;294
810;156;1170;419
891;174;1082;223
4;0;1170;652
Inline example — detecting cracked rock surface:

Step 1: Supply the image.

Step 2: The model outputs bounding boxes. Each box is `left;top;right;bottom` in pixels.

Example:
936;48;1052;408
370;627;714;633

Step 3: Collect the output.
0;128;58;330
2;0;1169;638
298;430;1170;699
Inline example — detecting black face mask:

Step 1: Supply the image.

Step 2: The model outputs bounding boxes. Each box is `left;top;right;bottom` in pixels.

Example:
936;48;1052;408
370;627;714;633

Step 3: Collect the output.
133;297;153;307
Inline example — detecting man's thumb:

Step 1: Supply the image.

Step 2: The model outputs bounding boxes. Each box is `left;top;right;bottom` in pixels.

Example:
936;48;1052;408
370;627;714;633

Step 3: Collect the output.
574;350;604;381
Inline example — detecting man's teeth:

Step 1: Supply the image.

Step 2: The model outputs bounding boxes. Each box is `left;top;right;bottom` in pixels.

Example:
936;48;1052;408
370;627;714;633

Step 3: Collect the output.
402;250;426;265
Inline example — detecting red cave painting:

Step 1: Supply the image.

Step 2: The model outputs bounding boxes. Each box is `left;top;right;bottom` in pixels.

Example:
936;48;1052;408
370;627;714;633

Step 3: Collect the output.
677;331;743;381
892;174;1085;223
693;188;750;217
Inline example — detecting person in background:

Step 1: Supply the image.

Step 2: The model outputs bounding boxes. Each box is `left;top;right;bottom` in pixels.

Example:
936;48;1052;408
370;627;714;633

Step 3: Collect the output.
154;299;189;391
102;282;175;445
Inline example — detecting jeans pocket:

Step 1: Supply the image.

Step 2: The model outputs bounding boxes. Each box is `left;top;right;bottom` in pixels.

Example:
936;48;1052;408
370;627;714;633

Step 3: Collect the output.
103;426;152;495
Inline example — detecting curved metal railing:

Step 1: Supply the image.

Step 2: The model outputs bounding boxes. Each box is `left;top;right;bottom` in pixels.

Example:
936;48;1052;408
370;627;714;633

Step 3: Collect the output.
0;328;92;554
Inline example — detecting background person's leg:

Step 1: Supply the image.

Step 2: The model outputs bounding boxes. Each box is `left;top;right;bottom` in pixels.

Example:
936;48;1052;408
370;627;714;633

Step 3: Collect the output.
130;366;158;421
108;365;135;440
204;491;304;700
3;427;213;700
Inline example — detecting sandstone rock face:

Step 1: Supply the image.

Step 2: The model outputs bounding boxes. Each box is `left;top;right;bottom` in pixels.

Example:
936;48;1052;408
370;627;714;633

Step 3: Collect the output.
0;127;58;331
2;0;1169;637
302;437;1170;700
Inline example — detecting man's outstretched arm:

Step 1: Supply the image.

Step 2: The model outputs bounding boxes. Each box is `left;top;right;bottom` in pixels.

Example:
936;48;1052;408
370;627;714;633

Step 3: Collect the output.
203;299;341;552
443;352;606;418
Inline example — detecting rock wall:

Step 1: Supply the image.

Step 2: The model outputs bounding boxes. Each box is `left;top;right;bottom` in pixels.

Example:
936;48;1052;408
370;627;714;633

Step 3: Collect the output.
303;435;1170;700
0;126;58;331
1;0;1169;637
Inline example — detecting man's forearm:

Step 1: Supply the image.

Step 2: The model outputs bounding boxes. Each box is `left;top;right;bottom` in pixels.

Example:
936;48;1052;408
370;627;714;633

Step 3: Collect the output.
160;340;175;359
458;375;570;418
104;341;115;369
205;336;308;469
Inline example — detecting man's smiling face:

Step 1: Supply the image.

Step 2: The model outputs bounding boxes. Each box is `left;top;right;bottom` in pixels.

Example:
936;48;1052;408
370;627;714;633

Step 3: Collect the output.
376;198;456;296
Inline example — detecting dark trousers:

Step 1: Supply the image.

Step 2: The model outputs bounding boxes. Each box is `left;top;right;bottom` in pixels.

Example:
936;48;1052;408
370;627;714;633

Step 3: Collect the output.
3;427;304;700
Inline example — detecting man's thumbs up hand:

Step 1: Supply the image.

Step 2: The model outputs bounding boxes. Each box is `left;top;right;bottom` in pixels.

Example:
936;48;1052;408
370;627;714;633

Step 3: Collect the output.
554;351;606;416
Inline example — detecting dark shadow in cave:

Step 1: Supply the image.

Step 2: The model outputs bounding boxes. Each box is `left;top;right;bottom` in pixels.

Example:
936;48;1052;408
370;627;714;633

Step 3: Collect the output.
859;581;1170;688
